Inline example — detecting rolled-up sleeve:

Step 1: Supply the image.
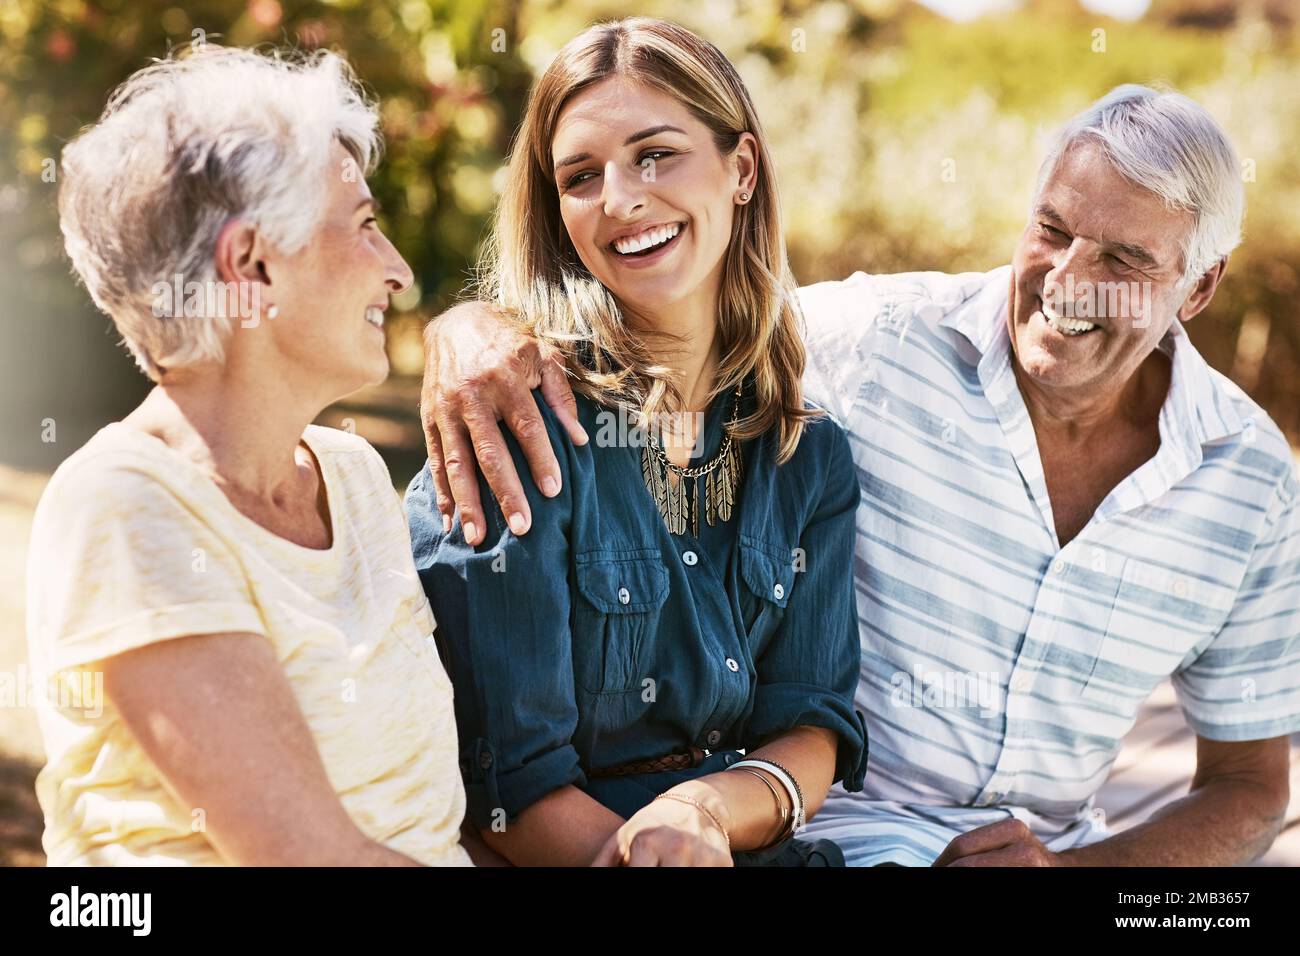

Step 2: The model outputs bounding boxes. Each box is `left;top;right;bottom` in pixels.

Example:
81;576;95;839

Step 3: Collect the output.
744;418;868;791
405;392;586;828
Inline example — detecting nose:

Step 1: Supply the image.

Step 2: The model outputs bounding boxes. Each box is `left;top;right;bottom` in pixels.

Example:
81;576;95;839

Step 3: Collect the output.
1045;237;1083;282
381;233;414;296
601;162;646;221
1043;238;1090;305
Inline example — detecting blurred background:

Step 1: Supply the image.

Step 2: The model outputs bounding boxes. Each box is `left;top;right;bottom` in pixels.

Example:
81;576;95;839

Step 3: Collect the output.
1;0;1297;865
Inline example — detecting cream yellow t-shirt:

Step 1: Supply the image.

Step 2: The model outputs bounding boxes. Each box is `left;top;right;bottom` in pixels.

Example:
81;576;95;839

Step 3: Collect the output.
25;422;472;866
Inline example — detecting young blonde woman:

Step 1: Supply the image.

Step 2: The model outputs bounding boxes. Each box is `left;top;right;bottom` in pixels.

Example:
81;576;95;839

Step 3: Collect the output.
405;18;867;867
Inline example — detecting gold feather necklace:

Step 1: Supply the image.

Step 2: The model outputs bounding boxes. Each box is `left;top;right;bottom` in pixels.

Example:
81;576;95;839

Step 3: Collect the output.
640;382;743;537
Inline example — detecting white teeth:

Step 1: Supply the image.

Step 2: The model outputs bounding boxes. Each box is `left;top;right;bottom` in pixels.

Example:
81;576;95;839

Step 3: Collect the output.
365;306;385;329
613;222;681;255
1040;305;1097;335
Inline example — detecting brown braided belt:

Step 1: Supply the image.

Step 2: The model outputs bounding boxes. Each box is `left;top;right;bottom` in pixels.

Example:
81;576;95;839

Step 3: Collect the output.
588;746;708;778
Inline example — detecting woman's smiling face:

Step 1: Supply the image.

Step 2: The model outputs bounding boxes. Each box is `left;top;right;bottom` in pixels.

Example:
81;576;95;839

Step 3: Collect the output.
550;76;755;324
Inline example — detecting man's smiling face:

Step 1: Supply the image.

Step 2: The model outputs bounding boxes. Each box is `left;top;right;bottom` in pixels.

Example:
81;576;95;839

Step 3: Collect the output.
1008;140;1196;400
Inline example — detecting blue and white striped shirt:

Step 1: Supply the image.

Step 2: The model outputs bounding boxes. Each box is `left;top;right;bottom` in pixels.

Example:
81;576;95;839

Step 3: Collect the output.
795;266;1300;866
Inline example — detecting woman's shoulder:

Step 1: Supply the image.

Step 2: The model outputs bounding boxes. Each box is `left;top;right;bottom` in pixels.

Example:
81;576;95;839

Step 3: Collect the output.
789;402;853;469
510;387;605;476
35;422;200;526
530;387;606;439
758;402;857;520
26;425;243;627
406;390;588;555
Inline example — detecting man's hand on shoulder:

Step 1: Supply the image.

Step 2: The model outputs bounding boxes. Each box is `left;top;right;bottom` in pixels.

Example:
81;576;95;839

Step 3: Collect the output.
419;301;587;545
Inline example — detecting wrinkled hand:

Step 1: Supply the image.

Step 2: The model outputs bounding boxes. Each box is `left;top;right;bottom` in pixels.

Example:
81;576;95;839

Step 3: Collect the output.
420;301;587;545
591;795;734;867
932;818;1067;867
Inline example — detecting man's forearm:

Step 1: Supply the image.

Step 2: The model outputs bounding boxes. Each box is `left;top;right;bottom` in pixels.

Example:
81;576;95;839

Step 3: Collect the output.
1060;778;1287;866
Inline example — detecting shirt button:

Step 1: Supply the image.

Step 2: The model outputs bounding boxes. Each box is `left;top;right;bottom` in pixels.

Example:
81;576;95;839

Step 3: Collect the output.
682;550;698;566
725;657;739;672
479;751;493;770
773;582;785;600
1173;578;1188;598
1011;673;1032;693
1051;559;1067;575
617;587;631;605
706;729;722;747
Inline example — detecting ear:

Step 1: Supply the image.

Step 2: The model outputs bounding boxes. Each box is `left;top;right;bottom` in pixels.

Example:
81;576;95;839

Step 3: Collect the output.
732;131;759;196
1176;255;1229;324
213;217;270;289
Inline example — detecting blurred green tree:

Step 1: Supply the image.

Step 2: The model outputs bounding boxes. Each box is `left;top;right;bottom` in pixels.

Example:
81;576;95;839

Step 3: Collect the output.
2;0;1296;472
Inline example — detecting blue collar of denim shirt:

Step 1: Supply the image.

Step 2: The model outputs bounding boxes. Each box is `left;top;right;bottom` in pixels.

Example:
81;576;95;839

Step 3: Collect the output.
594;373;819;559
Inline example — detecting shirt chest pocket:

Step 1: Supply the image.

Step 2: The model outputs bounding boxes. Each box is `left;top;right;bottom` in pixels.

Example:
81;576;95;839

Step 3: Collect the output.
1082;558;1231;707
572;550;669;694
737;539;796;652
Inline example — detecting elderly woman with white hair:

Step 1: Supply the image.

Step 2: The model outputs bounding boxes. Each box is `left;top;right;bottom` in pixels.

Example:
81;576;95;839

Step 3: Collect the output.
26;46;487;866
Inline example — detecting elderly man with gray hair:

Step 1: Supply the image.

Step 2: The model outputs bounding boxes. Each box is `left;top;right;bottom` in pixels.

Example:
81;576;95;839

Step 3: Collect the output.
419;84;1300;866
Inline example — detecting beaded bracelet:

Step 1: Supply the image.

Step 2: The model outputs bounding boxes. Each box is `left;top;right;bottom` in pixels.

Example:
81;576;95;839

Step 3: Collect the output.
728;758;806;837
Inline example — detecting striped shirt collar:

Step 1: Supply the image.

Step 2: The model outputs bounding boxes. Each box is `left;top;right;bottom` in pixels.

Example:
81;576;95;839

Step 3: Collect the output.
937;265;1246;458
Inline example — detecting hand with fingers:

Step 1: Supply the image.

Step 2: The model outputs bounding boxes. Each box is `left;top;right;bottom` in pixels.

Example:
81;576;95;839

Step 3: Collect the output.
420;301;589;545
932;818;1066;867
590;793;734;867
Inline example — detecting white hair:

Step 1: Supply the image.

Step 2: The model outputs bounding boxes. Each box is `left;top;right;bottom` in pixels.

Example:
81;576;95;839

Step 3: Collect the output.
58;45;382;381
1032;84;1244;287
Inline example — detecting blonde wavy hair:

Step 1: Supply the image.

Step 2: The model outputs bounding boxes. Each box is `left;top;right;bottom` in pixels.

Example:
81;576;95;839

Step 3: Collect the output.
478;17;819;464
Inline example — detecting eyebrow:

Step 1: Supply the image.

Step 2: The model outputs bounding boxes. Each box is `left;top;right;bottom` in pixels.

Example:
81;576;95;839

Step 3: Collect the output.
554;124;688;171
356;197;381;215
1109;239;1159;268
1034;202;1159;268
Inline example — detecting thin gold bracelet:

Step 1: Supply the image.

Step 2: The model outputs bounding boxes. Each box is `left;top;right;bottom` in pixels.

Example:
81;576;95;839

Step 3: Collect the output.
731;766;789;847
653;792;731;852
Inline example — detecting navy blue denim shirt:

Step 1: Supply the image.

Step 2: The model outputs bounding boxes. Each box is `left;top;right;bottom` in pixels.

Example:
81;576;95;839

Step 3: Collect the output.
405;379;867;829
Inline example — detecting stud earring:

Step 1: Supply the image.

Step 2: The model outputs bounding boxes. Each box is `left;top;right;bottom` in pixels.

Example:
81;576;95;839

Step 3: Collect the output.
266;305;279;320
738;191;750;203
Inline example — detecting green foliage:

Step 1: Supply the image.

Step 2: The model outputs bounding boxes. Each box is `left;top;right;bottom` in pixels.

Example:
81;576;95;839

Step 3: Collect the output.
2;0;1297;449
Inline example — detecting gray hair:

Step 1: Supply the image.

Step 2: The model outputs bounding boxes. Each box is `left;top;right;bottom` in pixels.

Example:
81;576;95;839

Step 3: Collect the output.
58;45;382;381
1033;84;1244;287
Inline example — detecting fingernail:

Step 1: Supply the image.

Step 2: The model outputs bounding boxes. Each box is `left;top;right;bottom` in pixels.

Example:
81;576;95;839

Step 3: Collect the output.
508;512;527;535
541;476;559;497
575;426;589;444
463;520;478;544
442;513;452;533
